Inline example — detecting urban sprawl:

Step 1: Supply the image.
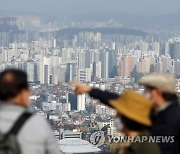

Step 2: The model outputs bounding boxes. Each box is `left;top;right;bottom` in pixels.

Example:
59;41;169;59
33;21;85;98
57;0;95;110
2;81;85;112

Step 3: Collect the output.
0;16;180;152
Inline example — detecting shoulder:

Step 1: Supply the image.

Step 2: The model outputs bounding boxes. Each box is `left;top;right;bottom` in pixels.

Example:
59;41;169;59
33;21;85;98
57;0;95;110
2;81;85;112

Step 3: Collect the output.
165;102;180;118
27;114;50;128
20;113;52;136
162;102;180;127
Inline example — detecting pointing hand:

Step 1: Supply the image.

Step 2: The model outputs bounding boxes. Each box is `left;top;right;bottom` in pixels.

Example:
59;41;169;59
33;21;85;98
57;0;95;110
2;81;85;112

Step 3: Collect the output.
69;81;92;95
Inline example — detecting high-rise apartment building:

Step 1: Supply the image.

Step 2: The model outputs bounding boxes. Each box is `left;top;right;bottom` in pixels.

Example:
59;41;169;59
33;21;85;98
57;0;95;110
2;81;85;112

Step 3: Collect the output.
137;57;151;74
92;62;101;81
78;51;86;69
25;60;38;82
100;50;109;79
169;39;180;60
119;56;132;77
77;68;92;83
77;94;86;111
65;62;77;82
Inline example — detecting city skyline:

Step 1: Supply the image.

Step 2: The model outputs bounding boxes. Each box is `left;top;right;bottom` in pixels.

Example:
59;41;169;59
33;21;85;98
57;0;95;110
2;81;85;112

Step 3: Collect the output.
0;2;180;152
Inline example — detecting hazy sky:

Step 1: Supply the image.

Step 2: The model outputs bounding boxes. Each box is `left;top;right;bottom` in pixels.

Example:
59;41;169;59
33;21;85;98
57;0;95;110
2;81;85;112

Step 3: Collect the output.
1;0;180;16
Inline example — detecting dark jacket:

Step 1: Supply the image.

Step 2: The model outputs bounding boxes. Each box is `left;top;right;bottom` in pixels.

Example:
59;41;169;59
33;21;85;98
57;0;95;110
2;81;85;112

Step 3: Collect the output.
99;130;160;154
89;88;180;154
124;130;160;154
150;101;180;154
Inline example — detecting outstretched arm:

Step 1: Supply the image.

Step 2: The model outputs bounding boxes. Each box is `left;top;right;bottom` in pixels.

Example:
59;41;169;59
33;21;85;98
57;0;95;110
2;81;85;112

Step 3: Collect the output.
89;88;119;106
70;82;120;107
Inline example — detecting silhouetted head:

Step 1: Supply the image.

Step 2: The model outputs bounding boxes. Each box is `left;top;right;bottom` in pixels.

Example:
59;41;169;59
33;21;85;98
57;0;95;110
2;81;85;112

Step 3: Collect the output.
0;69;29;107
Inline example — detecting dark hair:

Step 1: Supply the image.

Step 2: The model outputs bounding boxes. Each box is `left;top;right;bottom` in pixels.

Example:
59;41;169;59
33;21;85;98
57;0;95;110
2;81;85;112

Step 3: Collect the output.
145;85;156;91
162;92;178;102
0;69;29;101
121;115;148;131
146;85;178;102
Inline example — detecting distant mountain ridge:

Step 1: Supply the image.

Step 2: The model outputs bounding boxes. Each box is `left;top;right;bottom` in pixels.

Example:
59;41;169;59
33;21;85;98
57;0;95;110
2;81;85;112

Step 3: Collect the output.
70;11;180;27
0;10;180;27
55;27;147;39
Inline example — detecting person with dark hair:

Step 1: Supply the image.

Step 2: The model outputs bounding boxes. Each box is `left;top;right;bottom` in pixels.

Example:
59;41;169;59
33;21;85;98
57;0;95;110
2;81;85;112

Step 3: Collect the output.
0;69;61;154
71;82;161;154
0;69;29;104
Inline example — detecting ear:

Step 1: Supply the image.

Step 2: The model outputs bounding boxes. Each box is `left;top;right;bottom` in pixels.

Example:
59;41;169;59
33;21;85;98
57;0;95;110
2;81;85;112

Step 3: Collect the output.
19;89;29;107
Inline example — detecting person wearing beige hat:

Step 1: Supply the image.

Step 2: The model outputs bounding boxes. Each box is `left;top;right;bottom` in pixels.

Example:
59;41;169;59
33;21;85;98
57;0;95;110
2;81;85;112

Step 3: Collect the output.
139;73;180;154
70;82;161;154
109;90;160;154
